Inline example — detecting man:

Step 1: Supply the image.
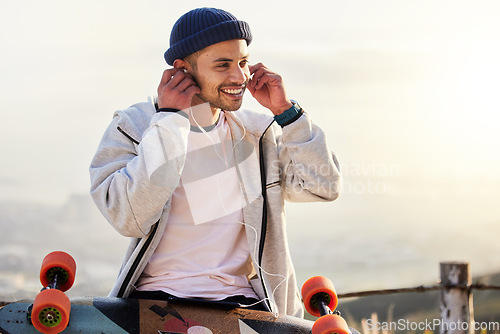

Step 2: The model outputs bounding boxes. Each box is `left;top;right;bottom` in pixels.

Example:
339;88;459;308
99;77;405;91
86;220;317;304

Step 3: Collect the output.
89;7;340;318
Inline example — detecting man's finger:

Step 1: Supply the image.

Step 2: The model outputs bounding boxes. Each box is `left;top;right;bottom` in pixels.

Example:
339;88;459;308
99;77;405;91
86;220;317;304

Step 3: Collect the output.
252;71;274;90
166;70;190;88
176;77;198;92
184;84;201;97
159;68;183;87
249;62;264;75
249;68;266;88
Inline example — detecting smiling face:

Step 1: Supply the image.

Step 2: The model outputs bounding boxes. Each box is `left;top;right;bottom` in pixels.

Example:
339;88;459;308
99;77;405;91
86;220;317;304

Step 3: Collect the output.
184;39;251;112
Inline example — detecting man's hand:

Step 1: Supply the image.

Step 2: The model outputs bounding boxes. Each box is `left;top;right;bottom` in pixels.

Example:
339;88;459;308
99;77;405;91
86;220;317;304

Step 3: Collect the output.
248;63;293;115
157;68;200;110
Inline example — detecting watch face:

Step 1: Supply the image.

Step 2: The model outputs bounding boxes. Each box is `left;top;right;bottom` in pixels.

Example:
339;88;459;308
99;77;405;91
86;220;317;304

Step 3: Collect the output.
290;100;301;111
292;102;301;113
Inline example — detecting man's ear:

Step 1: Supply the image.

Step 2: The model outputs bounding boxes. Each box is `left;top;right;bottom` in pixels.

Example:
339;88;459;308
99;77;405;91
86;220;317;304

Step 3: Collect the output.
173;59;190;72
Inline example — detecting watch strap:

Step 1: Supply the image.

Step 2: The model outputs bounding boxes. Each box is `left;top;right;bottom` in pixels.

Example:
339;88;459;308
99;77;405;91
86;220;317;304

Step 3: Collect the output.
274;100;303;127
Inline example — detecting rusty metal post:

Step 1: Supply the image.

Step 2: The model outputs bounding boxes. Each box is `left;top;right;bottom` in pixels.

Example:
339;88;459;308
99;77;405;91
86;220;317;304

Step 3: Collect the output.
440;262;474;334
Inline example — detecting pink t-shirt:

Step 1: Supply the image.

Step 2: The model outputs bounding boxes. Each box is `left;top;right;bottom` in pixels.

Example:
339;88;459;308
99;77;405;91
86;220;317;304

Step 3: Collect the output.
136;111;258;300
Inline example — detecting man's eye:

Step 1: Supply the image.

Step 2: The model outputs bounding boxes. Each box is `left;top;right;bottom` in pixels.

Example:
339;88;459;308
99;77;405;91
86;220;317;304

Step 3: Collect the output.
218;63;230;68
240;60;248;67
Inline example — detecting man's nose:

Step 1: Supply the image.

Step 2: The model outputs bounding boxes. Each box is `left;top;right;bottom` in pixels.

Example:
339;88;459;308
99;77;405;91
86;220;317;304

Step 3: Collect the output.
230;65;249;84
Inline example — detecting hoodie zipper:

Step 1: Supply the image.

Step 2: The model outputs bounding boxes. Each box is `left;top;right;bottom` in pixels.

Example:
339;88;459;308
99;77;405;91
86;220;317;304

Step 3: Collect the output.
257;121;275;312
117;222;158;297
115;124;158;298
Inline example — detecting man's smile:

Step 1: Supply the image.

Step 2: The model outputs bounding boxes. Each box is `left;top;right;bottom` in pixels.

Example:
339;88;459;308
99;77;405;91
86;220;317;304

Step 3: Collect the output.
220;85;246;98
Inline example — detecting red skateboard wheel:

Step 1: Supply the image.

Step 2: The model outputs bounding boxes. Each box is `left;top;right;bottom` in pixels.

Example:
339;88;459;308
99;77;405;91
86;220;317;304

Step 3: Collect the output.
32;289;71;334
301;276;338;317
312;314;350;334
40;251;76;292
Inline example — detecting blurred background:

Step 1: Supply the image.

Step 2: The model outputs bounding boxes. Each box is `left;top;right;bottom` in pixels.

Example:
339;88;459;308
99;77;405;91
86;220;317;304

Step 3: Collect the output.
1;0;499;323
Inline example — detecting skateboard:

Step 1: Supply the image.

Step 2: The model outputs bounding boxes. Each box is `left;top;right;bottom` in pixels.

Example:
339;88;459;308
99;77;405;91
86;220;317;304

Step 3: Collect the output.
0;251;359;334
301;276;351;334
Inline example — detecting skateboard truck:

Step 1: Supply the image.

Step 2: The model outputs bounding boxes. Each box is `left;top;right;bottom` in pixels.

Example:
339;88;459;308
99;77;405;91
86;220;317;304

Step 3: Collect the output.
43;267;67;291
312;291;341;316
29;251;77;334
302;276;350;334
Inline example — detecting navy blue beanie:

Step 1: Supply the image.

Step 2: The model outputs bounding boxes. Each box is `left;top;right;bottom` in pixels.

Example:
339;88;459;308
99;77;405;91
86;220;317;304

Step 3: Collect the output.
164;8;252;65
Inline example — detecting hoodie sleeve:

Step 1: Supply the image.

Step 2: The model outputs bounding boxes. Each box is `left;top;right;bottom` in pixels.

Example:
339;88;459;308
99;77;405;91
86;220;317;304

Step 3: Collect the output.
277;112;341;202
89;108;190;238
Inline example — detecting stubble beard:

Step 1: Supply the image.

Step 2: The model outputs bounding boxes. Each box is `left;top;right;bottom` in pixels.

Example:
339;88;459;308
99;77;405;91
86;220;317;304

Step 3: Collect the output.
191;74;247;112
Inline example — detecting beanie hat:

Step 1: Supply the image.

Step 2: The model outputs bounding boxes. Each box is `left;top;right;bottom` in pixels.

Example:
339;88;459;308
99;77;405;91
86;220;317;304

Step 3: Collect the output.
164;7;252;65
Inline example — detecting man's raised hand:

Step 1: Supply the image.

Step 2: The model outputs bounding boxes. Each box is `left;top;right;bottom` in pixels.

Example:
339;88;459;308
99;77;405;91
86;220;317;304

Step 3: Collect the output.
248;63;293;115
157;68;200;110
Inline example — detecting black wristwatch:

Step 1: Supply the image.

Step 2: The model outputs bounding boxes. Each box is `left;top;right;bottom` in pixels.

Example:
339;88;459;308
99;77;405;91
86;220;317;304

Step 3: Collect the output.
274;100;303;127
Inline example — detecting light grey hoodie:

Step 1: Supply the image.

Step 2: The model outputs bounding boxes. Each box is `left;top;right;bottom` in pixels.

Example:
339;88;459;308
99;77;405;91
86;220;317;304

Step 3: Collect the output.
89;97;341;318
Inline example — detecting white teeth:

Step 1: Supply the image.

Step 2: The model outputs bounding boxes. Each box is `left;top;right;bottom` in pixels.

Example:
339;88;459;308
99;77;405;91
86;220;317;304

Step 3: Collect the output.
222;88;243;95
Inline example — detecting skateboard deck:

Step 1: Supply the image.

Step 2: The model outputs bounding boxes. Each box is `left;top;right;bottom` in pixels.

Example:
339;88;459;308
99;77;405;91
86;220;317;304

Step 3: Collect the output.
0;296;362;333
0;296;310;333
